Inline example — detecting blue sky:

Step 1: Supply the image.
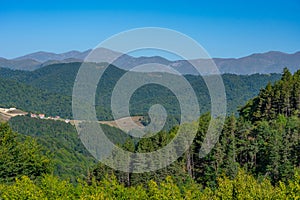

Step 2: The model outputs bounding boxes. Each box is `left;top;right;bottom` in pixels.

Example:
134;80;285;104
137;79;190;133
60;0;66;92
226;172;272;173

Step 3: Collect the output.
1;0;300;59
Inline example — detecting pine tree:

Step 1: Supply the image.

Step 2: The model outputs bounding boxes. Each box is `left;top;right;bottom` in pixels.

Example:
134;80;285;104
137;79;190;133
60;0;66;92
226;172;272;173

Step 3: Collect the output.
221;116;239;178
0;123;51;182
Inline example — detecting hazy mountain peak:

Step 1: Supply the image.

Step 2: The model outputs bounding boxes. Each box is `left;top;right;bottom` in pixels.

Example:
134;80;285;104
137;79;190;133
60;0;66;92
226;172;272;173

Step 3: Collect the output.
13;50;90;62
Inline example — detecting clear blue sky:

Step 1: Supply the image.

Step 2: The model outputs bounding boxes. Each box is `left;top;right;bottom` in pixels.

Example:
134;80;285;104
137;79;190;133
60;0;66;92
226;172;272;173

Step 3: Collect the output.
1;0;300;59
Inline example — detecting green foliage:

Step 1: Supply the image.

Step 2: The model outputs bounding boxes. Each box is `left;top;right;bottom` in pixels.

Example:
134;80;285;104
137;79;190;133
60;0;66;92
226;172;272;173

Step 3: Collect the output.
8;116;133;182
87;68;300;190
0;77;72;118
88;113;300;188
0;123;51;183
9;116;95;181
0;176;45;199
0;169;299;199
215;170;280;199
240;68;300;122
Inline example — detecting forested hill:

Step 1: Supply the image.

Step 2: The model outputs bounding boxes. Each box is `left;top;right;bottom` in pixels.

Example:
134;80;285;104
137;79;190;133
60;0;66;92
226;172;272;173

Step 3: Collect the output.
8;115;131;182
240;68;300;122
0;62;281;122
0;77;72;117
87;68;300;188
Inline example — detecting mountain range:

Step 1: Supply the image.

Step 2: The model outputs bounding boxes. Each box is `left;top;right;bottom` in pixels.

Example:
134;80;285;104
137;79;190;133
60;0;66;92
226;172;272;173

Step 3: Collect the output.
1;49;299;74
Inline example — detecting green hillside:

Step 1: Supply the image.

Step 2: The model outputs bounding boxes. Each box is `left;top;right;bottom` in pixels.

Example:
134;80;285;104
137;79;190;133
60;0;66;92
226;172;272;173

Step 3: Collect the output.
240;68;300;121
0;78;72;118
89;68;300;187
0;62;281;123
8;115;131;182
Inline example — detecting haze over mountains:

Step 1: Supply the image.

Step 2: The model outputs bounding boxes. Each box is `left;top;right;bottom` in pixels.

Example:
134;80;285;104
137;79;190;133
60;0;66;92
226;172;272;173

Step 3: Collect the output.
0;49;299;74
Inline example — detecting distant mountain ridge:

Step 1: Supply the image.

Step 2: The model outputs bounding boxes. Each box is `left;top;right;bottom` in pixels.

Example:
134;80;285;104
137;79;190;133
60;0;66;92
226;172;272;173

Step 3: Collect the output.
13;50;92;62
1;49;299;74
213;51;300;74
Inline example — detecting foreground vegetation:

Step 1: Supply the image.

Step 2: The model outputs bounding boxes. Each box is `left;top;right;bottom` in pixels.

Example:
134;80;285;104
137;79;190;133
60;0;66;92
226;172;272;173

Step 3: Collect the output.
0;170;299;199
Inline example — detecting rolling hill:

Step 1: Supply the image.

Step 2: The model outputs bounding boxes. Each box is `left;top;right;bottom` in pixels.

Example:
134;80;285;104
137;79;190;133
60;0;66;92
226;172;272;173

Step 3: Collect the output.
0;62;282;125
8;115;131;182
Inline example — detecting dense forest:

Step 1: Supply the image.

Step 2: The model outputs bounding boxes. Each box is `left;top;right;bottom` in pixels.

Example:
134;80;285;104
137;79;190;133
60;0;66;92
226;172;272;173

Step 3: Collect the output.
0;78;72;118
0;68;299;198
0;63;281;123
8;116;132;182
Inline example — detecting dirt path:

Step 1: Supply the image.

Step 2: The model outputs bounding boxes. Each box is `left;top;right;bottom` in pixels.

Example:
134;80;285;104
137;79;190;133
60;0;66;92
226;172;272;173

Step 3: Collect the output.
99;116;145;132
0;106;144;132
0;108;27;122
